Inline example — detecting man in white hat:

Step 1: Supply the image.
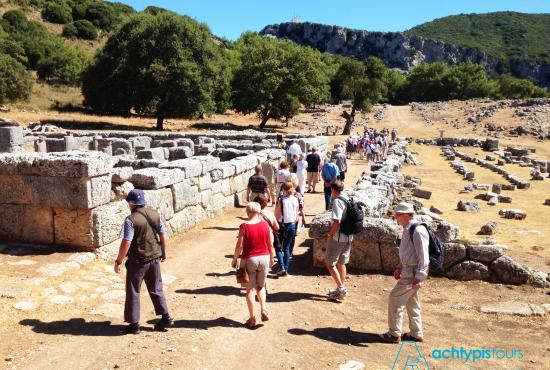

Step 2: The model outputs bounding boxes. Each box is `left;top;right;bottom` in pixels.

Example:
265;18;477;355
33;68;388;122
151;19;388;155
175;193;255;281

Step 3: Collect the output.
380;202;429;343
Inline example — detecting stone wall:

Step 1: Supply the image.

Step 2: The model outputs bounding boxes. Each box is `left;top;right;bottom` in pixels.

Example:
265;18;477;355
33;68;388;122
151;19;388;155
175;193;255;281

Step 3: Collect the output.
0;146;293;252
309;141;550;288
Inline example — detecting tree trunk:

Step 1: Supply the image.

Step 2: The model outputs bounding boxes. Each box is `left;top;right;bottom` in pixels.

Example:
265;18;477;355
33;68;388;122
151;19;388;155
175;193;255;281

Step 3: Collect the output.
259;115;270;130
156;112;164;131
341;107;356;135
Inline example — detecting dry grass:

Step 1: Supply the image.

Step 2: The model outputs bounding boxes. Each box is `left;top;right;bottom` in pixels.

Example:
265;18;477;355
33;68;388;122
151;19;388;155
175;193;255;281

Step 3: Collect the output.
403;144;550;271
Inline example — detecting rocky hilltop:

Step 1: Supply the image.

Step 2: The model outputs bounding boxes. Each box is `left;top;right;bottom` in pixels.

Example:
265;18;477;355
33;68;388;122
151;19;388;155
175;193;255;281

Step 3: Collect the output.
260;22;550;87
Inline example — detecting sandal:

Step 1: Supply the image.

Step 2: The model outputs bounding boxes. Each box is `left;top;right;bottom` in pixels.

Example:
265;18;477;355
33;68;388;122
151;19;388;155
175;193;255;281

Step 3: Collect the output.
261;310;269;322
244;317;256;329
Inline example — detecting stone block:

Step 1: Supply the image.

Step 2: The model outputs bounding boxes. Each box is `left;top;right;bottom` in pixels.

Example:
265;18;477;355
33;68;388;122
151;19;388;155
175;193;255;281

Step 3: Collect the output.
111;181;134;201
446;261;489;281
442;243;466;270
0;205;54;244
198;174;212;191
143;188;174;221
0;125;23;152
170;181;199;212
0;151;113;177
168;205;207;234
130;168;185;190
469;244;507;263
160;158;203;178
0;174;111;209
137;148;167;161
412;188;432;200
168;147;193;160
53;201;130;250
490;256;531;285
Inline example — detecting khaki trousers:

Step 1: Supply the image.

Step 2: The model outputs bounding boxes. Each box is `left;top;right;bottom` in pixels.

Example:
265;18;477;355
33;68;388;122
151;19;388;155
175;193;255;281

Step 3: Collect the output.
387;273;423;338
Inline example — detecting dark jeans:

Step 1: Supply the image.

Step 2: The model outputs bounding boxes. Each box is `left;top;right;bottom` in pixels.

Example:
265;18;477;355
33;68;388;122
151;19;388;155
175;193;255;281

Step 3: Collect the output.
124;258;169;323
276;223;296;272
324;186;332;210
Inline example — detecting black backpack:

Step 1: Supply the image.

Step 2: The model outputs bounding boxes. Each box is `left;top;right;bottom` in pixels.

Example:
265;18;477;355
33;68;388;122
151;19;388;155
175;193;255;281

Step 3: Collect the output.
409;223;444;272
338;197;365;236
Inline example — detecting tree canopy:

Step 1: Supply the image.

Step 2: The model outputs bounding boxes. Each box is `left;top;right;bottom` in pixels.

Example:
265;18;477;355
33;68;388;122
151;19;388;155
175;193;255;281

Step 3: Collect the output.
82;12;230;129
231;32;330;128
0;54;32;104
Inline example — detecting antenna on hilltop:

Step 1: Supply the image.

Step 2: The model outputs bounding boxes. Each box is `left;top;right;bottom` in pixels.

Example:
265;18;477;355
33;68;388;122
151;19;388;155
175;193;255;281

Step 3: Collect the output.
290;16;302;23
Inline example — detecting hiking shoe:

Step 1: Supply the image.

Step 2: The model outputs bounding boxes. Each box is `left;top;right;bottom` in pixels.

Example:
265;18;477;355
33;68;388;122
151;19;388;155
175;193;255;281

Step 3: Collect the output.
379;332;401;344
401;333;424;342
328;286;347;300
154;315;174;331
124;323;140;335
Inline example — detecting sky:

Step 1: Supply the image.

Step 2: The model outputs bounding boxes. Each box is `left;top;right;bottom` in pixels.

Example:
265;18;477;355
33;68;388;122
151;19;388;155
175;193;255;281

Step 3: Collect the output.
119;1;550;40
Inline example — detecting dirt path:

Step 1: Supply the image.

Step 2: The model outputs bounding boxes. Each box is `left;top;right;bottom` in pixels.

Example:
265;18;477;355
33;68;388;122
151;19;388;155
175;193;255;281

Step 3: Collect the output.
1;132;549;370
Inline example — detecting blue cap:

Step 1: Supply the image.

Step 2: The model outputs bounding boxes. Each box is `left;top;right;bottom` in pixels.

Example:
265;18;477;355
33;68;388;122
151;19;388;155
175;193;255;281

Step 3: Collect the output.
126;189;145;206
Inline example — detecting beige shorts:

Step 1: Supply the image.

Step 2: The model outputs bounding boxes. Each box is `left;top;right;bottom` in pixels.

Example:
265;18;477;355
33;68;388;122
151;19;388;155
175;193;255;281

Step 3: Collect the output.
250;191;265;202
307;172;319;185
325;239;351;266
242;255;270;289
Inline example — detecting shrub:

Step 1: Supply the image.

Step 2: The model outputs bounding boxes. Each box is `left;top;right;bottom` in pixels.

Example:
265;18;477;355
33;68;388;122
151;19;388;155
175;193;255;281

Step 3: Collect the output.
0;54;32;104
41;2;73;24
74;19;98;40
62;22;78;39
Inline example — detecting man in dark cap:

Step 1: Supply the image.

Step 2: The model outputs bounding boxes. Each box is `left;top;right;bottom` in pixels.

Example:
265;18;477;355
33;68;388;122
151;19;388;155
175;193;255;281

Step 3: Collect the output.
114;189;173;334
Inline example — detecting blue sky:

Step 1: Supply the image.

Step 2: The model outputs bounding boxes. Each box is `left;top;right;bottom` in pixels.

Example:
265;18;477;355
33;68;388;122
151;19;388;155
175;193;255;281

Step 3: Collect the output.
119;1;550;40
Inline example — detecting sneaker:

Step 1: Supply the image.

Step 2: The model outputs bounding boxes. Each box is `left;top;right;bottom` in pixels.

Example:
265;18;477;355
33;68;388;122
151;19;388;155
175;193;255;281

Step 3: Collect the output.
124;322;140;335
328;286;347;300
277;269;287;277
154;315;174;331
379;332;401;344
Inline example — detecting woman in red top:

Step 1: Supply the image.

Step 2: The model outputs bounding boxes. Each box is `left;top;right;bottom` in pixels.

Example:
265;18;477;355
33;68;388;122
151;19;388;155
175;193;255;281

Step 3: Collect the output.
232;202;274;328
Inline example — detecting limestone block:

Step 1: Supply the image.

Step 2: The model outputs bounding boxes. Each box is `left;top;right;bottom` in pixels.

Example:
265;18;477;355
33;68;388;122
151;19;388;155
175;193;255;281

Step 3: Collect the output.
469;244;507;263
0;151;113;177
442;243;466;270
490;256;531;285
111;167;134;183
206;192;232;217
201;189;213;209
229;174;246;194
130;168;185;190
129;136;151;151
0;205;54;244
111;181;134;201
137;148;167;161
143;188;174;221
194;155;220;175
170;181;199;212
210;180;223;195
160;158;203;178
220;179;231;196
198;174;212;191
54;201;130;250
168;205;207;234
446;261;489;281
218;163;236;179
0;174;111;209
168;147;193;160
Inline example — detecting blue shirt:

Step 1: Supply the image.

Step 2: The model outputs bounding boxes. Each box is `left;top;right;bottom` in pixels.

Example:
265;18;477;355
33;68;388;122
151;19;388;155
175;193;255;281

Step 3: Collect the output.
120;218;166;241
322;162;340;182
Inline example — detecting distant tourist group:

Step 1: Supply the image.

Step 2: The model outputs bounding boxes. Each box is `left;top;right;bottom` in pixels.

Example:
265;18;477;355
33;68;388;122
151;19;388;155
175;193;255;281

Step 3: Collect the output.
115;135;429;344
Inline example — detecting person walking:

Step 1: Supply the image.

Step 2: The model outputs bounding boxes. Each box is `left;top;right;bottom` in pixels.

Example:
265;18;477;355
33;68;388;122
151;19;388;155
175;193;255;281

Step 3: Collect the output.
321;158;340;210
115;189;173;334
305;147;322;193
261;155;278;204
380;202;429;344
274;182;299;276
287;140;302;162
324;181;352;301
332;147;348;182
275;161;291;199
247;165;271;204
231;202;275;329
295;153;308;194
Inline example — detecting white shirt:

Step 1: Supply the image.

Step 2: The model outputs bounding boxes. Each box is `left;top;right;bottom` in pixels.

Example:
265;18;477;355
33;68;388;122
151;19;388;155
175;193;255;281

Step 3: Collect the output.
296;159;308;175
276;169;291;184
287;143;302;156
399;221;430;282
332;194;353;243
279;195;299;224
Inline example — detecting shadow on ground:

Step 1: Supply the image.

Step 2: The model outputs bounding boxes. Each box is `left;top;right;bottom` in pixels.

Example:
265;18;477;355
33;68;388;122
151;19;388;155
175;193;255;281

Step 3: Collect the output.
156;317;245;330
19;318;125;336
176;285;243;297
288;327;388;347
41;119;158;132
0;244;73;257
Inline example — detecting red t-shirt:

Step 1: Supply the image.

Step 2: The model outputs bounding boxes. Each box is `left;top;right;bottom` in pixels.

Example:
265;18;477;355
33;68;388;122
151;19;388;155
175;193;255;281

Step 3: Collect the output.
241;220;271;259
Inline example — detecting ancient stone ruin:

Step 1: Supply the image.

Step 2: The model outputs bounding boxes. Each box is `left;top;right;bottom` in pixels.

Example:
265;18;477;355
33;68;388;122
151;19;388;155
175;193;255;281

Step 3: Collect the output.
309;141;550;288
0;120;328;256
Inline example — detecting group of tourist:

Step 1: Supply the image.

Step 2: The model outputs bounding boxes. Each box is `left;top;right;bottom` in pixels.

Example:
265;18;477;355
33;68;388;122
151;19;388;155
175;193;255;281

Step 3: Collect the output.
346;127;397;162
114;135;430;344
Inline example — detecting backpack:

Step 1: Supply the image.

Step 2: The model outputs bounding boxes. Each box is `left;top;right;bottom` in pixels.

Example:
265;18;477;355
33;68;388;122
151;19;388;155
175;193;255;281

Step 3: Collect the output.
338;197;365;236
409;223;444;272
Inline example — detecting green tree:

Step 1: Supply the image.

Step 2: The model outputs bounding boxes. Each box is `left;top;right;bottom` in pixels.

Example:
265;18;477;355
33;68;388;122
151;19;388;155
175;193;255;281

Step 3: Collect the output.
444;62;494;99
41;2;73;24
401;62;450;102
232;33;329;129
37;46;90;85
331;56;388;135
82;13;230;130
386;68;407;104
73;19;98;39
62;22;78;38
0;54;32;104
498;74;547;98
